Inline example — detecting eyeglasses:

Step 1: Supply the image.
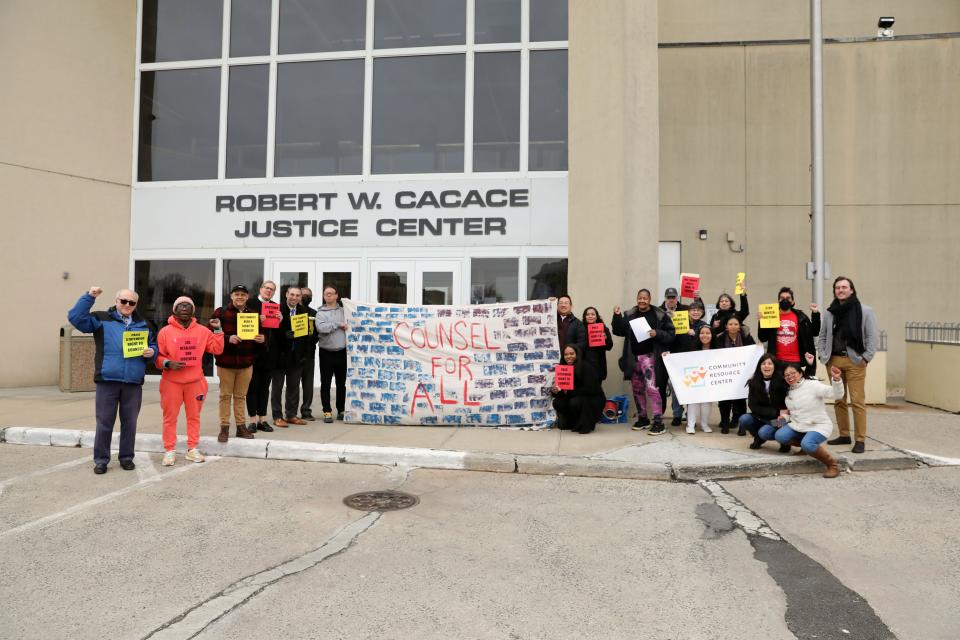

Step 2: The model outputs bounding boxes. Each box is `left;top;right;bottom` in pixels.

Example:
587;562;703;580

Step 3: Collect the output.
117;299;138;307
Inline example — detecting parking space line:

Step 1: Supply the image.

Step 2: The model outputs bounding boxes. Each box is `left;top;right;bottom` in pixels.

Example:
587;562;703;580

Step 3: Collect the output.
0;457;219;541
0;455;91;498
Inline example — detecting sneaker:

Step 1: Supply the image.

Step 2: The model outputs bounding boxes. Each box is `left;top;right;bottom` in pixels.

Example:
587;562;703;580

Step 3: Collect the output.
631;417;651;431
323;412;333;424
185;448;205;463
162;451;176;466
336;412;344;421
828;436;852;445
648;421;666;436
671;417;683;427
700;424;713;433
685;424;695;434
851;441;865;454
256;422;274;432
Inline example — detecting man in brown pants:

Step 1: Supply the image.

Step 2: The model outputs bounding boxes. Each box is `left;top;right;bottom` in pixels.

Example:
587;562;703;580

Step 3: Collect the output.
816;276;880;454
211;285;265;441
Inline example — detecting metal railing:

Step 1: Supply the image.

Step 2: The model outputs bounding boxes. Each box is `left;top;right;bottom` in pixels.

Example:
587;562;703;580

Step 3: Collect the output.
905;322;960;345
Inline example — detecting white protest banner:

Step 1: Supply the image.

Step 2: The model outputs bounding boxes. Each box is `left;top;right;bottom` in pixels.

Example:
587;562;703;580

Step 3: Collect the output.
629;317;653;343
342;299;560;426
663;345;764;404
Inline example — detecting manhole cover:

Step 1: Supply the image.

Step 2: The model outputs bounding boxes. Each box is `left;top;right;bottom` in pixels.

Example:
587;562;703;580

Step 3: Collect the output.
343;490;419;512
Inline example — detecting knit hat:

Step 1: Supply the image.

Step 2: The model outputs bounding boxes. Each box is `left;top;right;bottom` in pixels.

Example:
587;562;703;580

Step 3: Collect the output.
173;296;195;310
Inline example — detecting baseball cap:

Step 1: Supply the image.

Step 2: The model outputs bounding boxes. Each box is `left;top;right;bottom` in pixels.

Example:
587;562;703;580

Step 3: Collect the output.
230;284;250;294
664;287;679;298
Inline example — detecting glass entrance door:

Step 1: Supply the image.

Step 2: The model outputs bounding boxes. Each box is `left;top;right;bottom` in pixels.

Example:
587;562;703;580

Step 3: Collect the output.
369;260;462;305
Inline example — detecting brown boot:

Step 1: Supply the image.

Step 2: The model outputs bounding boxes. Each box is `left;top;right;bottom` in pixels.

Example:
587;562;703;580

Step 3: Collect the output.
218;425;229;443
235;424;255;439
810;445;840;478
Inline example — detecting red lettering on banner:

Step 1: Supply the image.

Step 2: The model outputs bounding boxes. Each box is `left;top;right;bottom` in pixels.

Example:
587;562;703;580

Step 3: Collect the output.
409;383;436;415
483;324;501;350
439;377;458;405
458;355;473;381
393;322;411;349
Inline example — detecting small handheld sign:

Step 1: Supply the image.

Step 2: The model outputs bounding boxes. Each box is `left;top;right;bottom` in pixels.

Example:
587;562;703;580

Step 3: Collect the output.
237;313;259;340
554;365;574;391
176;337;199;364
587;322;606;347
291;313;309;338
261;302;281;329
735;272;746;296
680;273;700;299
759;304;780;329
672;310;690;334
122;331;148;358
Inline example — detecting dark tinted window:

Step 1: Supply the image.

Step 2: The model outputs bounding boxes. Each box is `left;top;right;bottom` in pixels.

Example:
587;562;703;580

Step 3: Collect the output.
138;68;220;181
372;55;465;174
530;0;567;42
527;258;567;299
222;260;265;304
279;0;366;53
474;52;520;172
470;258;518;303
275;60;364;177
529;50;567;171
475;0;520;44
230;0;272;57
226;65;269;178
141;0;222;62
374;0;465;48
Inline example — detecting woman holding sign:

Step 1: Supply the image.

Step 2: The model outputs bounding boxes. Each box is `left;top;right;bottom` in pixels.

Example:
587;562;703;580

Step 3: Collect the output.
551;345;605;434
710;291;750;339
711;316;756;433
774;360;845;478
156;297;224;466
581;306;613;381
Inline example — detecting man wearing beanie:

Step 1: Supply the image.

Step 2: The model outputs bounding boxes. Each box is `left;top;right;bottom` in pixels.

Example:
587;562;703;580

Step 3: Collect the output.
155;296;225;465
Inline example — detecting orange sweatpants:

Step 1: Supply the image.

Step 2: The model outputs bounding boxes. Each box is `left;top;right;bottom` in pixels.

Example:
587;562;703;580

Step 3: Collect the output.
160;377;208;451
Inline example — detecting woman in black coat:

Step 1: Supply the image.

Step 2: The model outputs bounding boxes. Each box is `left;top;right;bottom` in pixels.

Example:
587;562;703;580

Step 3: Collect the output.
581;306;614;381
710;292;750;338
551;344;606;434
740;353;790;448
711;315;756;433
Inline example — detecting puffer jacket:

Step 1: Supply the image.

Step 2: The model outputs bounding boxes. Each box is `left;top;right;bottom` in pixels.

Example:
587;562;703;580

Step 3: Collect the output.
67;293;158;385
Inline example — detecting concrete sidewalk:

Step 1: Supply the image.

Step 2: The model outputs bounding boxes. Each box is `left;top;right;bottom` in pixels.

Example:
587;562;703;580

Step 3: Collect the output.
2;384;955;480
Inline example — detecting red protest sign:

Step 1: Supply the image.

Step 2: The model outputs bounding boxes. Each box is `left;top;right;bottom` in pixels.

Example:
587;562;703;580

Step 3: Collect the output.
176;337;199;364
587;322;606;347
261;302;281;329
555;365;574;391
680;273;700;299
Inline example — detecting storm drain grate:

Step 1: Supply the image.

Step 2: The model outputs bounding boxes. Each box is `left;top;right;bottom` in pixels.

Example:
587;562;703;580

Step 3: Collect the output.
343;490;419;512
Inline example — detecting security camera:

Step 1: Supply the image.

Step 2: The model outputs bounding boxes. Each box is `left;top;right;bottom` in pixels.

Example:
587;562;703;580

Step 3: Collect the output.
877;16;895;39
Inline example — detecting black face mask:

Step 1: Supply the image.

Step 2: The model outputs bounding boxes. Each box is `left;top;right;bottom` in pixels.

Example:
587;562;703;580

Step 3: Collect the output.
779;299;792;311
301;296;312;307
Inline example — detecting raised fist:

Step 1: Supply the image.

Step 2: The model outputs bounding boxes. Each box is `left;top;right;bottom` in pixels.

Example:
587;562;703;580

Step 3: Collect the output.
89;286;103;297
613;305;622;315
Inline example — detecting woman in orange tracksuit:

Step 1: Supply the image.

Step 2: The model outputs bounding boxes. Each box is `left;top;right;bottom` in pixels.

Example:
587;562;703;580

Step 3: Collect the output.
155;296;224;465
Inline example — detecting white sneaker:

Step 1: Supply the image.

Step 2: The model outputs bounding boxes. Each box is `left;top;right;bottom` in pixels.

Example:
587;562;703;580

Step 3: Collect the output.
701;424;713;433
162;451;176;466
185;448;205;463
685;425;696;434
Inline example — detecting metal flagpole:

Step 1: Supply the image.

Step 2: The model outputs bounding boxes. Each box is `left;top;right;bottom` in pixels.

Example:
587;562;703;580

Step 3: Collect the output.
810;0;825;307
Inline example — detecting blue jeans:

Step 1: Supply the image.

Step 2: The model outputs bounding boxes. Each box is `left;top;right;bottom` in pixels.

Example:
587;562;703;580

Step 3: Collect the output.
773;425;827;454
738;413;772;437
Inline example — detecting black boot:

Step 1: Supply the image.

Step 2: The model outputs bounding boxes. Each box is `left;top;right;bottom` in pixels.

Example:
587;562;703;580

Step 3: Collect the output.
828;435;852;445
749;435;764;450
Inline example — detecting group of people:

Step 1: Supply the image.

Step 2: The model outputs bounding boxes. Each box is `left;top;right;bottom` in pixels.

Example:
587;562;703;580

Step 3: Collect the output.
68;281;348;473
551;277;879;476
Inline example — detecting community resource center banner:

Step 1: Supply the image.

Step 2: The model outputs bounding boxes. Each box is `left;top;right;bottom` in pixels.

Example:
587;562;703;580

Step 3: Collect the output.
663;345;764;405
342;300;560;426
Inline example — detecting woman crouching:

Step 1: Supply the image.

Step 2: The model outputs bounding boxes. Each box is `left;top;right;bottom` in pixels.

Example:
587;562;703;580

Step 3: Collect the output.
772;360;846;478
551;345;605;434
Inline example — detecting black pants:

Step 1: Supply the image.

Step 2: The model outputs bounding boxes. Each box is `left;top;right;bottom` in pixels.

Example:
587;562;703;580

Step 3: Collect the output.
246;363;272;418
718;399;746;425
300;347;316;417
94;382;142;465
318;348;347;414
553;394;605;433
271;365;303;419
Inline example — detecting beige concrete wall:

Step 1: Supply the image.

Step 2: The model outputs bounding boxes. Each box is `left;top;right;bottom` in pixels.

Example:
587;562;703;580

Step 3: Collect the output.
659;37;960;389
905;343;960;412
569;0;660;391
660;0;960;43
0;0;135;387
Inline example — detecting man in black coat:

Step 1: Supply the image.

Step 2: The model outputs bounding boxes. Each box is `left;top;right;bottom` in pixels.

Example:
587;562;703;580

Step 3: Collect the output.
271;286;312;427
612;288;675;435
758;286;821;373
556;294;586;352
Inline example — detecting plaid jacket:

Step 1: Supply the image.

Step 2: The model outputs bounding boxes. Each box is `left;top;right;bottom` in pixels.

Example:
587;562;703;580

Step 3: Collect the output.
210;303;262;369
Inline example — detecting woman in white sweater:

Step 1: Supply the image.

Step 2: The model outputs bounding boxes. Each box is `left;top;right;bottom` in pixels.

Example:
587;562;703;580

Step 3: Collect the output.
774;358;845;478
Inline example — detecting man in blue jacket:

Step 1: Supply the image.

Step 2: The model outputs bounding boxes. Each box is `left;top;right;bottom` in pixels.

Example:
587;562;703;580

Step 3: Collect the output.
68;286;157;474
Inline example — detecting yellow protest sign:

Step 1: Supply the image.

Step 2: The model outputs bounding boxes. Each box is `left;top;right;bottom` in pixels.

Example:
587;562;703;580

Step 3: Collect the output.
291;313;308;338
759;303;780;329
122;331;148;358
735;272;746;295
237;313;259;340
671;310;690;333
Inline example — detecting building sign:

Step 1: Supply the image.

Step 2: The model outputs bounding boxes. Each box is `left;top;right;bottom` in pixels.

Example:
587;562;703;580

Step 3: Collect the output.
131;177;567;249
342;299;560;426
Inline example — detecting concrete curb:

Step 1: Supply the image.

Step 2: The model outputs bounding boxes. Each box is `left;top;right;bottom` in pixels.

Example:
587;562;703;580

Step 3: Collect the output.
0;426;922;481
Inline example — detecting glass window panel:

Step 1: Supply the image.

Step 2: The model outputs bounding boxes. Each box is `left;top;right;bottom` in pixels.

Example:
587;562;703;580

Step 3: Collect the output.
230;0;271;57
275;60;364;177
527;258;567;299
226;65;269;178
470;258;518;303
475;0;520;44
221;259;264;303
374;0;465;48
279;0;366;54
530;0;567;42
422;272;453;305
372;55;465;174
474;52;520;172
378;272;408;303
134;260;216;376
321;273;352;300
278;271;310;301
529;50;567;171
141;0;223;63
138;68;221;182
